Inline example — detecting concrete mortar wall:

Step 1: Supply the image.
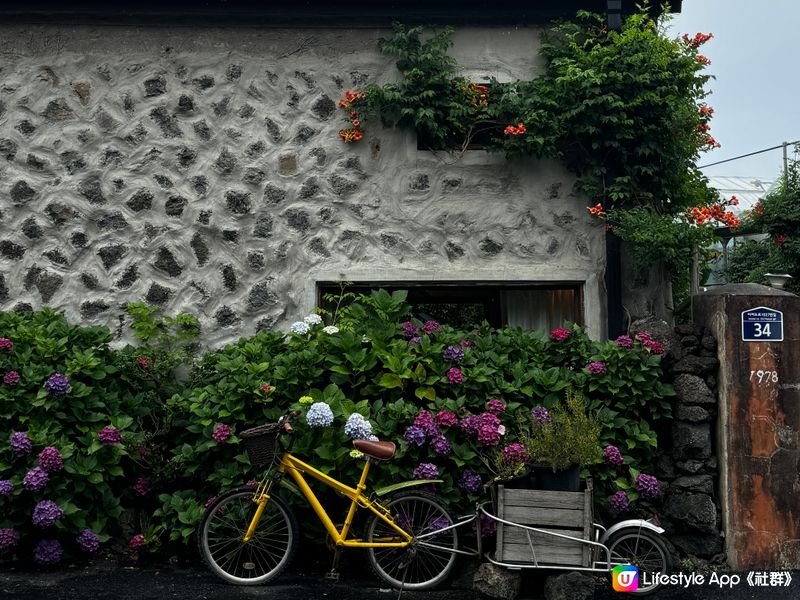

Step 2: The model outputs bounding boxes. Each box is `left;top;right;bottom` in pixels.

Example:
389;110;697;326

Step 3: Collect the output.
0;25;605;347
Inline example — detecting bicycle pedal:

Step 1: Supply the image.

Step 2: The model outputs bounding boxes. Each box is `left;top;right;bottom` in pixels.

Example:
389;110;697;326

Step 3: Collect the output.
324;570;340;583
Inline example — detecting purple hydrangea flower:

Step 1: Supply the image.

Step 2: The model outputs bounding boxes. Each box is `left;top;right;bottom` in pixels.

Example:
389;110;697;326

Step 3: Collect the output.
477;512;497;537
32;500;63;528
459;414;481;436
635;473;663;499
344;413;373;440
10;431;32;456
549;327;570;341
0;528;21;552
408;336;421;345
486;398;506;415
430;434;452;456
76;529;100;553
404;426;427;447
531;407;551;425
446;367;463;384
45;373;70;396
442;345;464;362
413;463;439;480
23;467;49;492
3;371;20;385
98;426;121;445
427;516;451;533
422;321;442;335
603;445;624;467
38;447;64;473
587;361;607;375
212;423;231;443
133;477;151;497
476;412;503;446
0;480;13;497
502;442;529;466
458;469;482;493
435;410;458;427
413;410;437;436
0;338;13;352
610;490;631;513
401;321;418;338
33;539;63;565
615;335;634;349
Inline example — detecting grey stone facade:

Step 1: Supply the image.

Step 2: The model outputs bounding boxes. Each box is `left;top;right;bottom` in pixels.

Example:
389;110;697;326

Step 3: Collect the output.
0;25;606;346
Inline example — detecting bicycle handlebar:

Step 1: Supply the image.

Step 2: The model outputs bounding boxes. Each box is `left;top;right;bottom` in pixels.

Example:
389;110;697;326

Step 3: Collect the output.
279;409;301;435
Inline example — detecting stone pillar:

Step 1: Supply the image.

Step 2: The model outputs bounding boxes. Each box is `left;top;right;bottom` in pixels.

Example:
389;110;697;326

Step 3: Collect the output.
693;283;800;569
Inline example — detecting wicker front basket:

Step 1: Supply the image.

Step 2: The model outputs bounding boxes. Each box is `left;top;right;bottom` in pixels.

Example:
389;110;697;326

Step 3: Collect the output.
240;423;282;467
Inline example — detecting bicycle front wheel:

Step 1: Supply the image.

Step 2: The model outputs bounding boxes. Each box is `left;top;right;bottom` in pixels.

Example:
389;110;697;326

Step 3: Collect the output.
198;487;298;585
366;492;458;590
607;529;671;595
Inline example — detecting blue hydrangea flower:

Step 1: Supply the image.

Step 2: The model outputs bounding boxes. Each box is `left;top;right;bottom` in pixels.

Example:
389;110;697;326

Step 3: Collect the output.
403;426;426;447
290;321;310;334
442;345;464;362
413;463;439;480
344;413;373;440
306;402;334;427
0;480;12;497
45;373;70;396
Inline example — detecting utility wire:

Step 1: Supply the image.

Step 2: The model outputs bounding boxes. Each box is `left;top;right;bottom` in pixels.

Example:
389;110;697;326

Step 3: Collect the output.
698;139;800;169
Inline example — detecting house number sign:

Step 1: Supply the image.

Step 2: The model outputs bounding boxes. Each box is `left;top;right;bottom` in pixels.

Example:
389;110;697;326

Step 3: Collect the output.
741;306;783;342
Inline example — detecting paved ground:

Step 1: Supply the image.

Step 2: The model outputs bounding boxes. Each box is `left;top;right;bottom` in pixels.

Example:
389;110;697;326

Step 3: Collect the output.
1;558;797;599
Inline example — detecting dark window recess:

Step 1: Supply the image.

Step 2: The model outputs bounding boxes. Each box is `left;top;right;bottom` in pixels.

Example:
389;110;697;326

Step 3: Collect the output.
317;282;583;331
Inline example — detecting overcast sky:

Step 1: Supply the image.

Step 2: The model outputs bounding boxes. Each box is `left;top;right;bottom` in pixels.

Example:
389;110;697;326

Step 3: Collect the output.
668;0;799;181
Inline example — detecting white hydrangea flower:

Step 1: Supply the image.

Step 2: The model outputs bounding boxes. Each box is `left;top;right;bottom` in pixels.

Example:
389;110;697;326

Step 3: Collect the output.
306;402;334;427
322;325;339;335
290;321;310;334
304;314;323;325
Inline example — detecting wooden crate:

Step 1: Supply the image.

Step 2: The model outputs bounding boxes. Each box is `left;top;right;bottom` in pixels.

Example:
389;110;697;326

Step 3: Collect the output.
495;480;593;567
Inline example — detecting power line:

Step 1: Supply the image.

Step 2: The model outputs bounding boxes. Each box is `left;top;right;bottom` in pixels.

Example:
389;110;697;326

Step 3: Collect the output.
697;140;800;169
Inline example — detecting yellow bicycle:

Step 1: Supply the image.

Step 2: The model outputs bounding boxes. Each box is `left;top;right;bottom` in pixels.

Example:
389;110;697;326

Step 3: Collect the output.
197;411;460;589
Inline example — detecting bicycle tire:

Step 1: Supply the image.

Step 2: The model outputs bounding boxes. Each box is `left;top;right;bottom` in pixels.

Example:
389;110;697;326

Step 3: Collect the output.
198;487;298;585
365;492;458;591
607;528;671;595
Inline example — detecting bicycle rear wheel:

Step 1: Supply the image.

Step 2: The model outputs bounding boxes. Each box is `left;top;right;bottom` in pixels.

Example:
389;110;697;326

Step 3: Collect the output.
198;487;298;585
366;492;458;590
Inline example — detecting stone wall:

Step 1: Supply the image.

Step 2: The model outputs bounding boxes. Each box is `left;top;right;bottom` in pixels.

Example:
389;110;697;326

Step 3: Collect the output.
0;24;606;347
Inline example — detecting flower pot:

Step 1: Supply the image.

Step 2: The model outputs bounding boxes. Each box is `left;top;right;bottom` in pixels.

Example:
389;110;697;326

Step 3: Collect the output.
531;464;581;492
499;469;534;490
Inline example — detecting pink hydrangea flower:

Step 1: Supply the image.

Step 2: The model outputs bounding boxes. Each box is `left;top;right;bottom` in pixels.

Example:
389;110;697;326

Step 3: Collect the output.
3;371;20;385
212;424;232;443
435;410;458;427
38;447;64;473
98;426;121;445
133;477;151;497
136;356;150;368
446;367;463;384
486;398;506;415
615;335;633;349
0;338;13;352
549;327;570;341
129;534;145;550
587;361;606;374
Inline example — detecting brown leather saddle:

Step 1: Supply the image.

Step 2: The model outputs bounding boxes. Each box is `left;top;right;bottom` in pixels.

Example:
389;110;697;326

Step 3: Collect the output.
352;439;396;461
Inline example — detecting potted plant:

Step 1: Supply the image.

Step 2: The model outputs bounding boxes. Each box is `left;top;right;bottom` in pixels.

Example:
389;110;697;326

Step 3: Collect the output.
521;389;602;491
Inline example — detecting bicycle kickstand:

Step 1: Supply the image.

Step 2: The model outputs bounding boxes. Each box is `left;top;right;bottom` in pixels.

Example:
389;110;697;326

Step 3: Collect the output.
325;547;342;583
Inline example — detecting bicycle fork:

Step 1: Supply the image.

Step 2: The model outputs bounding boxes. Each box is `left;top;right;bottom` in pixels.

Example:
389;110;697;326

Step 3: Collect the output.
243;479;275;543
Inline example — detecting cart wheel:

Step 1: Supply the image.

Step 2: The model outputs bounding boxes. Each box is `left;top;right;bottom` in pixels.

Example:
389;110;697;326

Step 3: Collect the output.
607;529;671;595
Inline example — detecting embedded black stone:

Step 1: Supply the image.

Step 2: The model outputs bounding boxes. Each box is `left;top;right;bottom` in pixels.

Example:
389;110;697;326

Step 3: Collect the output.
124;123;148;146
311;95;336;120
96;109;121;133
177;146;197;168
213;96;231;117
248;282;278;309
285;209;310;232
190;233;209;266
42;98;75;121
77;130;93;144
246;141;266;157
381;233;401;248
0;273;7;302
44;248;68;265
225;190;251;214
127;189;153;212
13;302;33;313
554;213;575;228
443;178;462;191
24;266;42;291
243;167;267;185
36;271;63;303
309;237;330;257
100;148;124;167
15;120;36;136
193;120;212;141
576;237;590;256
299;178;320;198
122;93;135;113
96;212;128;231
409;174;430;191
238;104;255;119
265;70;278;84
150;106;182;138
252;119;278;145
226;64;242;81
78;174;106;205
80;300;110;319
253;215;273;238
221;264;237;291
192;74;215;91
263;184;286;204
71;232;88;247
80;272;99;290
546;237;560;255
445;241;464;260
154;174;173;189
318;207;335;223
0;139;17;160
22;217;43;239
165;196;188;216
97;244;126;269
145;283;173;306
0;241;25;260
286;84;300;108
60;151;86;174
247;251;265;270
115;264;139;289
144;76;167;97
295;71;315;90
46;203;78;225
11;180;35;204
26;154;46;171
215;306;240;327
256;317;276;332
154;247;183;277
295;126;318;144
480;238;503;255
214;149;237;176
329;174;358;196
309;147;326;166
177;95;194;112
113;179;125;192
339;156;364;173
197;211;212;226
222;230;239;243
190;176;208;197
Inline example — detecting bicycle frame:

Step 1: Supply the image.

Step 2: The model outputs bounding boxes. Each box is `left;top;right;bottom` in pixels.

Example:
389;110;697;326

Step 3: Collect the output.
244;451;413;549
